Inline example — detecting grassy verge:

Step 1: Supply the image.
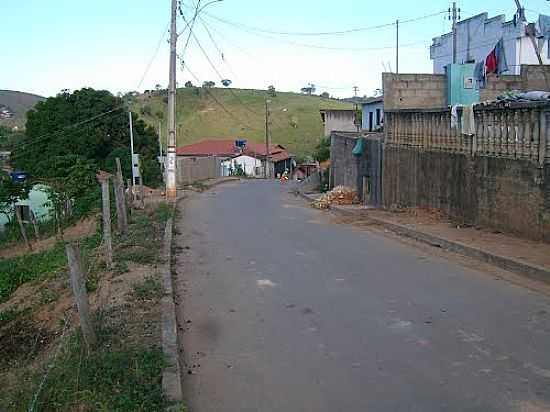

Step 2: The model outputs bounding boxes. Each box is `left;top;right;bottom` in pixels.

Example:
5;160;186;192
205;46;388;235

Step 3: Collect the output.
0;203;173;411
0;232;101;304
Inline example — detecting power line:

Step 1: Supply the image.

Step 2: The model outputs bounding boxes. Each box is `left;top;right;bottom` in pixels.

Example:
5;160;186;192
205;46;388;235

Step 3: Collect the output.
201;13;436;52
11;17;173;155
136;22;170;90
202;10;447;36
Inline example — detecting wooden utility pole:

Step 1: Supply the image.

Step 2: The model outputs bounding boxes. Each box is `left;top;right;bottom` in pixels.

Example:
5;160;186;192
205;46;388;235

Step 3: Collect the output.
264;99;272;179
15;206;32;252
65;243;97;349
97;172;113;269
114;158;128;234
166;0;178;199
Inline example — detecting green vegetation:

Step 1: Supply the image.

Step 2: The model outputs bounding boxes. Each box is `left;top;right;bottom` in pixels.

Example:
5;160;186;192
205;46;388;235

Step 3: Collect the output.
0;232;101;303
133;87;352;157
313;137;331;162
10;88;162;226
8;315;167;412
0;243;66;303
133;277;164;301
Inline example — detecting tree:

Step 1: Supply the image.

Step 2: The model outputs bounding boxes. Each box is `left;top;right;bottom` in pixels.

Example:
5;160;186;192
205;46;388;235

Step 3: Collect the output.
185;81;194;88
267;85;277;97
155;84;162;91
12;88;162;215
320;92;330;99
202;81;215;88
221;79;232;87
301;83;316;95
313;137;330;162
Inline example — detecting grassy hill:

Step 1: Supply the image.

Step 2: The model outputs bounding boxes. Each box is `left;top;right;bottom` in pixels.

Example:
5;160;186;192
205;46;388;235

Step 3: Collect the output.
0;90;45;130
133;88;353;157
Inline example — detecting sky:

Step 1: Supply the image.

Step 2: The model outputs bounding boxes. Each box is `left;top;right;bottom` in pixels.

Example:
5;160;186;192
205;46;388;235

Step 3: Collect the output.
2;0;550;98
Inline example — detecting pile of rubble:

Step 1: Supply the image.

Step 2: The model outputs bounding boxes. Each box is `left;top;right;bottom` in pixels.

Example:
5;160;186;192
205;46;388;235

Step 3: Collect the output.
311;186;359;209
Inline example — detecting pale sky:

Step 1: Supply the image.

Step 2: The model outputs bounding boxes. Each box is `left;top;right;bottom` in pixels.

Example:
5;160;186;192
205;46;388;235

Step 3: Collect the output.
2;0;549;98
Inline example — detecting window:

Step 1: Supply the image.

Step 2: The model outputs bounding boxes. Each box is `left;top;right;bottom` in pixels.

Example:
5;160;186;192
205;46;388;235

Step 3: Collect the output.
376;109;382;126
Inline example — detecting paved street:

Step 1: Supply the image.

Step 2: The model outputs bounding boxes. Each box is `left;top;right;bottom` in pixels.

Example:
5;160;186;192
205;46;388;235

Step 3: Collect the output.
174;180;550;412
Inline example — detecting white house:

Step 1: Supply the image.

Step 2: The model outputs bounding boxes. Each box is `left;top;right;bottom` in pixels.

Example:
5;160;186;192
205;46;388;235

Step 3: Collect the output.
222;154;263;177
430;12;550;75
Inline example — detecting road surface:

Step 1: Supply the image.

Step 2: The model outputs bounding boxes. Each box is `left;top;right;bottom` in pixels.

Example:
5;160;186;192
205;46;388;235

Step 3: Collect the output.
174;180;550;412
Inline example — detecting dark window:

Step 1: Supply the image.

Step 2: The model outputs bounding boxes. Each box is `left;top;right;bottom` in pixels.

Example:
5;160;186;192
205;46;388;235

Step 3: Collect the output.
376;109;381;126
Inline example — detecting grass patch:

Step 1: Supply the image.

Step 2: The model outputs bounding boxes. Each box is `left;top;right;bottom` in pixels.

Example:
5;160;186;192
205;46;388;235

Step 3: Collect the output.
5;313;167;412
133;277;164;301
153;202;173;223
0;232;102;304
0;243;66;303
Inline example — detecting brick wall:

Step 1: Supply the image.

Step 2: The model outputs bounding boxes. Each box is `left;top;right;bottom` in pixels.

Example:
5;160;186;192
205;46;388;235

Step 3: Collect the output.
383;146;550;241
384;65;550;110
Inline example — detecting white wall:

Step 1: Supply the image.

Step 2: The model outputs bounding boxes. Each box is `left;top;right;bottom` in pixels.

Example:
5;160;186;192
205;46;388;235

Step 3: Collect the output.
430;13;550;75
322;110;357;136
222;155;263;177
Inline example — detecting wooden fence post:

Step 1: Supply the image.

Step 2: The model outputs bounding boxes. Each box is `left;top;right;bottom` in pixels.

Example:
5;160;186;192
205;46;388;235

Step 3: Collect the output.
114;158;128;234
96;172;113;269
15;205;32;252
65;243;97;349
30;210;40;240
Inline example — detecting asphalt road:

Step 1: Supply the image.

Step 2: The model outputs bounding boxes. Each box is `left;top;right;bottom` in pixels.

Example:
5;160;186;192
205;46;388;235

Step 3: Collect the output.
174;180;550;412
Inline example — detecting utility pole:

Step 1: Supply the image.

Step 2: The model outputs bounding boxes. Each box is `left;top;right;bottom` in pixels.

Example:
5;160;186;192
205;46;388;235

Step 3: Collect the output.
353;86;359;97
264;99;272;179
166;0;178;200
396;20;399;74
450;2;461;64
128;111;135;186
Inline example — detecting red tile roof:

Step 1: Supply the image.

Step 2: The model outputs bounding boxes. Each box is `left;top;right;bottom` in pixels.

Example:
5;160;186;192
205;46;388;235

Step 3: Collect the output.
176;139;292;161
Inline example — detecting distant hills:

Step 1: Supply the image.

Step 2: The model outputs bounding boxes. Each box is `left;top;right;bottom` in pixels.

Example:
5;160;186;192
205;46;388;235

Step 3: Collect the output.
0;90;45;130
132;87;353;157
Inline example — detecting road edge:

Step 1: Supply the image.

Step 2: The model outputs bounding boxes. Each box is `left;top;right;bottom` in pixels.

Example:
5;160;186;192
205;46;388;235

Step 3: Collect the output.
295;191;550;284
160;212;184;410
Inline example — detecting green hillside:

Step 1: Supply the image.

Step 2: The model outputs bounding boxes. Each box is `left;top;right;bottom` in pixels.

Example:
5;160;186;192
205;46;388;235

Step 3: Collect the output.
133;88;352;157
0;90;45;130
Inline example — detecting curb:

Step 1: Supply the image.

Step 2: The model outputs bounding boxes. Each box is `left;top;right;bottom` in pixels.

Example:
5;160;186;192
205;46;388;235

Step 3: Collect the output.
296;191;550;283
160;215;183;407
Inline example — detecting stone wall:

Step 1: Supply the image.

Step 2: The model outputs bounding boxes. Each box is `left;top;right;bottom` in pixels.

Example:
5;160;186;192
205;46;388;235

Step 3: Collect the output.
382;146;550;241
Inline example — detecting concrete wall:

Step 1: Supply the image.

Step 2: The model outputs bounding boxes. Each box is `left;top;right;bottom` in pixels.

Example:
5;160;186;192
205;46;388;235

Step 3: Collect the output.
322;110;357;136
383;73;448;110
176;156;223;185
330;133;363;189
383;65;550;110
362;101;384;131
383;146;550;242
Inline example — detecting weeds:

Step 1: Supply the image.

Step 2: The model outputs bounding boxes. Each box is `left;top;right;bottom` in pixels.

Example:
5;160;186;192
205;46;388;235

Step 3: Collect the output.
153;202;173;223
133;277;164;301
8;312;167;412
0;243;66;303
